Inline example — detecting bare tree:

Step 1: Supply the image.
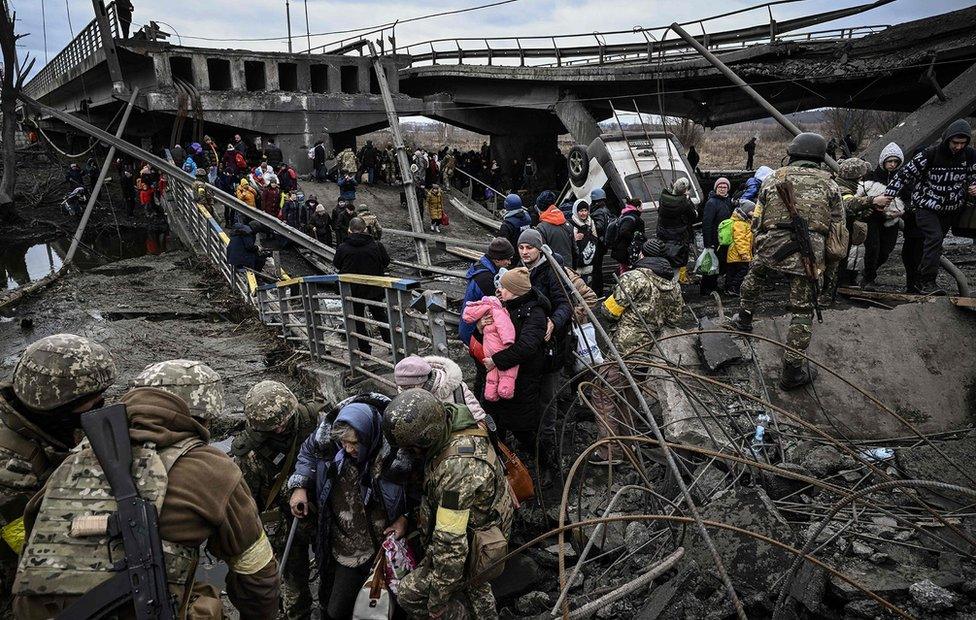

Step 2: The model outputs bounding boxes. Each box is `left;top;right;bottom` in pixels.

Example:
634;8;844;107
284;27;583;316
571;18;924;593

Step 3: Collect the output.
667;116;704;149
0;0;34;221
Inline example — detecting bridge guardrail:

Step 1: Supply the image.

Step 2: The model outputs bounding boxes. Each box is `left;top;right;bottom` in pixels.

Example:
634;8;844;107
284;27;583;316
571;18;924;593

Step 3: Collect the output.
162;176;449;390
24;2;120;100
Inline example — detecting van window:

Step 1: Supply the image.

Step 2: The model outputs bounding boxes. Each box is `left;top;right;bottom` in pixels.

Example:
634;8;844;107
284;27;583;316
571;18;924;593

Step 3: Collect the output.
625;170;691;204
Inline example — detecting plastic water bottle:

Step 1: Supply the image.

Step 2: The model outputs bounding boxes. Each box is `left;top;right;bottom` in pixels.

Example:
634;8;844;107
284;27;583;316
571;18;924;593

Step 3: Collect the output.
752;413;771;458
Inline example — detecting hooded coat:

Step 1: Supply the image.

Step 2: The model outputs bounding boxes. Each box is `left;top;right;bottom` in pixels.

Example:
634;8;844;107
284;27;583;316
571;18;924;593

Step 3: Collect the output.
571;201;599;276
498;208;532;255
480;288;550;432
859;142;908;225
16;388;279;618
740;166;774;203
609;204;645;264
537;205;577;268
462;296;519;401
236;179;258;208
289;401;406;564
725;207;754;264
227;224;260;269
884;119;976;213
422;356;486;420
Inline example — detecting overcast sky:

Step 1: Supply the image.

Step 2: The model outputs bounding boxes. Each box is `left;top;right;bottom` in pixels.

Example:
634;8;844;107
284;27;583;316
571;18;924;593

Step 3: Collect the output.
11;0;973;69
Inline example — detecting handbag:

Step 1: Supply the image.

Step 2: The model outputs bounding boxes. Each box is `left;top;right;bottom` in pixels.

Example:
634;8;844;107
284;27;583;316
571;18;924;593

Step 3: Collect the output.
440;211;450;226
496;440;534;505
352;553;392;620
850;220;868;246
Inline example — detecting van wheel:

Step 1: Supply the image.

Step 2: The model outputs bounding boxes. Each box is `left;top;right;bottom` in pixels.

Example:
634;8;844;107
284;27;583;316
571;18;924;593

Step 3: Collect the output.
568;146;589;185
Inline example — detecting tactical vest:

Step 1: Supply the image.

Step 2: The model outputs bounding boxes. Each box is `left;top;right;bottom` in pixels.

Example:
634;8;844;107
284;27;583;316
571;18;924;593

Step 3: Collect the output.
758;166;835;235
420;428;514;542
14;437;204;612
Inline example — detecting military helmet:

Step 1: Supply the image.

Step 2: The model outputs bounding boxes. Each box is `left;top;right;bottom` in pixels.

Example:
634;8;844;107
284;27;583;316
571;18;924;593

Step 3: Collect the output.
131;359;224;420
838;157;871;181
787;132;828;161
382;388;447;451
244;380;298;432
13;334;117;411
194;167;208;177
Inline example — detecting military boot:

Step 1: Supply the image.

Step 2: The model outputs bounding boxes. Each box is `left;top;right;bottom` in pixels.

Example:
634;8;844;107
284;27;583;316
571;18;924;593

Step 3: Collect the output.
779;361;818;390
916;280;946;296
729;309;753;333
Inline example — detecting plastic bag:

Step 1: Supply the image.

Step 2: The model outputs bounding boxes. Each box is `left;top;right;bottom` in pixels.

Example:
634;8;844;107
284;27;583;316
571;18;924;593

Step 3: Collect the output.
572;322;604;373
382;533;416;596
694;248;719;276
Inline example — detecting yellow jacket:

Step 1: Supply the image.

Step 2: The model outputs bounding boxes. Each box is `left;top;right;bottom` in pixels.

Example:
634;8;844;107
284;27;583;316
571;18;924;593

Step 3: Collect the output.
726;212;753;263
236;181;257;208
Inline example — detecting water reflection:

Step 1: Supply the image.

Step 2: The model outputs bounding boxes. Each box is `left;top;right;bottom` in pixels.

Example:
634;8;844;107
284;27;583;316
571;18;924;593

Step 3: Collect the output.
2;225;176;291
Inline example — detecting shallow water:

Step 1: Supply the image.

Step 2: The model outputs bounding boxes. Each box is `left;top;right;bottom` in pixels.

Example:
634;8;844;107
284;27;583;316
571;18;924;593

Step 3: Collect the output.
1;227;176;291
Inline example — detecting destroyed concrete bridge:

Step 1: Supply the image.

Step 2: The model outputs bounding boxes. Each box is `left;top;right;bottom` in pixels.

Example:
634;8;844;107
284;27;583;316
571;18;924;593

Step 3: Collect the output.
23;1;976;172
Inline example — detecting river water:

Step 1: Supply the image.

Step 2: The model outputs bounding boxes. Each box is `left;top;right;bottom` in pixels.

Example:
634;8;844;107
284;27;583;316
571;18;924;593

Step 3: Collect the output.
2;227;177;291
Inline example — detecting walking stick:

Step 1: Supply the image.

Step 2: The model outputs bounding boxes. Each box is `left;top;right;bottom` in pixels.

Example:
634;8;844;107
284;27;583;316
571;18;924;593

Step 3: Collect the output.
278;517;300;581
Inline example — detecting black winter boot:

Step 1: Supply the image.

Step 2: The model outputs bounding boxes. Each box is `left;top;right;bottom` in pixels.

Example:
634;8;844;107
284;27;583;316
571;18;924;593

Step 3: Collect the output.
729;309;753;333
916;280;946;296
779;362;818;390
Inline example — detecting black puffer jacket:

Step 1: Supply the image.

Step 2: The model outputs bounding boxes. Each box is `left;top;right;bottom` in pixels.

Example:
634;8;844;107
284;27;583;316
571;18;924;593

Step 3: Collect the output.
656;188;697;243
481;288;550;432
333;233;391;300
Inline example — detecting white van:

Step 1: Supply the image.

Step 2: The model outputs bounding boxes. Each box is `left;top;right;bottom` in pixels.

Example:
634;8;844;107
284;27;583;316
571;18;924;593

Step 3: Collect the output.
567;131;703;212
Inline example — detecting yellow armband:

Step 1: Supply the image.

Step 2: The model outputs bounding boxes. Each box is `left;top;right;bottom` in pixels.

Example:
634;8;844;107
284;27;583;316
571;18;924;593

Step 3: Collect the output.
1;516;25;554
603;295;625;318
229;531;274;575
435;505;470;535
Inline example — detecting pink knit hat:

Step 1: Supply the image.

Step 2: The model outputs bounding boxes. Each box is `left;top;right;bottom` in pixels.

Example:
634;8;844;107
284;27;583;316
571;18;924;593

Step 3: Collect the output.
394;355;432;387
714;177;730;191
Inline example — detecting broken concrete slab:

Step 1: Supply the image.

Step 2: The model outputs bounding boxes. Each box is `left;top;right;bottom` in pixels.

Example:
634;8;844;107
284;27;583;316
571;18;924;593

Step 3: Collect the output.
685;486;795;599
697;318;744;371
751;300;976;440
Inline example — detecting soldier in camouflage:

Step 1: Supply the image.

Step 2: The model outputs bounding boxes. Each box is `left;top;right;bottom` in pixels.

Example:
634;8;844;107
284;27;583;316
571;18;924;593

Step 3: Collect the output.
231;380;319;620
823;157;873;299
0;334;116;608
356;204;384;240
592;241;683;463
192;167;215;217
733;133;845;390
14;358;279;618
384;389;513;620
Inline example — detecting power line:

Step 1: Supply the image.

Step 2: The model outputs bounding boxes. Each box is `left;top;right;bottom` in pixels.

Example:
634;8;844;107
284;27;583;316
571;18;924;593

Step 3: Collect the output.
174;0;522;43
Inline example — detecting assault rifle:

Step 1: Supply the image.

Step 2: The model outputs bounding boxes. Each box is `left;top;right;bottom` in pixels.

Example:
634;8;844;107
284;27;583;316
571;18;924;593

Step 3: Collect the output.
58;404;176;620
774;180;823;323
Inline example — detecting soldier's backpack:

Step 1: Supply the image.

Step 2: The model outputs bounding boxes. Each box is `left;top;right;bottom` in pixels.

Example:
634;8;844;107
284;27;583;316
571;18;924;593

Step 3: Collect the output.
234;151;247;170
718;218;734;246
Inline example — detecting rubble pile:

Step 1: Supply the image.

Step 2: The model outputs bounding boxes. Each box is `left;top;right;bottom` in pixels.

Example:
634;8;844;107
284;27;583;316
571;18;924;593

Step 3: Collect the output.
493;310;976;619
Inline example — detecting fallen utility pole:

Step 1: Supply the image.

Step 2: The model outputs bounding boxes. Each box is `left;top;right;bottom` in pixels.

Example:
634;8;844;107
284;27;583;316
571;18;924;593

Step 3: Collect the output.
367;40;430;267
669;22;839;175
65;87;139;265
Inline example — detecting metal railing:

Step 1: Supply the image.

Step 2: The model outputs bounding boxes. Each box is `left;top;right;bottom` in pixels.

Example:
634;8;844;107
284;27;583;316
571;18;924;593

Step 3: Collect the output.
162;175;449;389
450;167;504;213
401;23;887;68
23;1;120;99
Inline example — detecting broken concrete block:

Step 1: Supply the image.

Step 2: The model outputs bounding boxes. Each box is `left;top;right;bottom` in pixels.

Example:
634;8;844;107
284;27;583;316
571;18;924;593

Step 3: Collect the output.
516;591;550;616
697;318;743;371
797;444;857;478
909;579;957;611
491;554;542;601
851;541;874;558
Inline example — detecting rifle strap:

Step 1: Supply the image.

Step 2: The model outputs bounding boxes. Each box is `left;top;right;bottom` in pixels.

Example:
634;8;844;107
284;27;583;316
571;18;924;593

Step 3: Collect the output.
262;429;301;513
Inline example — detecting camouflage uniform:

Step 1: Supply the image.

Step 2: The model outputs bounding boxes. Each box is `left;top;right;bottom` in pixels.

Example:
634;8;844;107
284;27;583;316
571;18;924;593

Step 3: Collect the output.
740;163;844;365
339;148;359;175
356;206;383;240
231;381;319;620
14;359;280;618
595;261;683;459
0;335;116;605
823;158;872;299
385;390;513;620
192;170;215;217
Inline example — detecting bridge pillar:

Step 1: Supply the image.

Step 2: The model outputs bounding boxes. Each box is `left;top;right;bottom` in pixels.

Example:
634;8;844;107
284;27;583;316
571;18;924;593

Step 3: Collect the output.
553;94;601;146
230;60;246;91
328;65;342;94
297;61;312;92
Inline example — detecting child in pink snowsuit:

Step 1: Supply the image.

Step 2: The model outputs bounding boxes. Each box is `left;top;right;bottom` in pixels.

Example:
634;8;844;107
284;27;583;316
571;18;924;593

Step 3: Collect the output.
461;295;518;400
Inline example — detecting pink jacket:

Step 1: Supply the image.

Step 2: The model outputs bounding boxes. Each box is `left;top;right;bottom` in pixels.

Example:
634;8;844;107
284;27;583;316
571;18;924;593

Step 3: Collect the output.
461;296;519;401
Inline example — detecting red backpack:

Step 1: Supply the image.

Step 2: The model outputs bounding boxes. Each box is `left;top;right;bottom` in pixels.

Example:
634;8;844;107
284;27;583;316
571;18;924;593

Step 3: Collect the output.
234;152;247;170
